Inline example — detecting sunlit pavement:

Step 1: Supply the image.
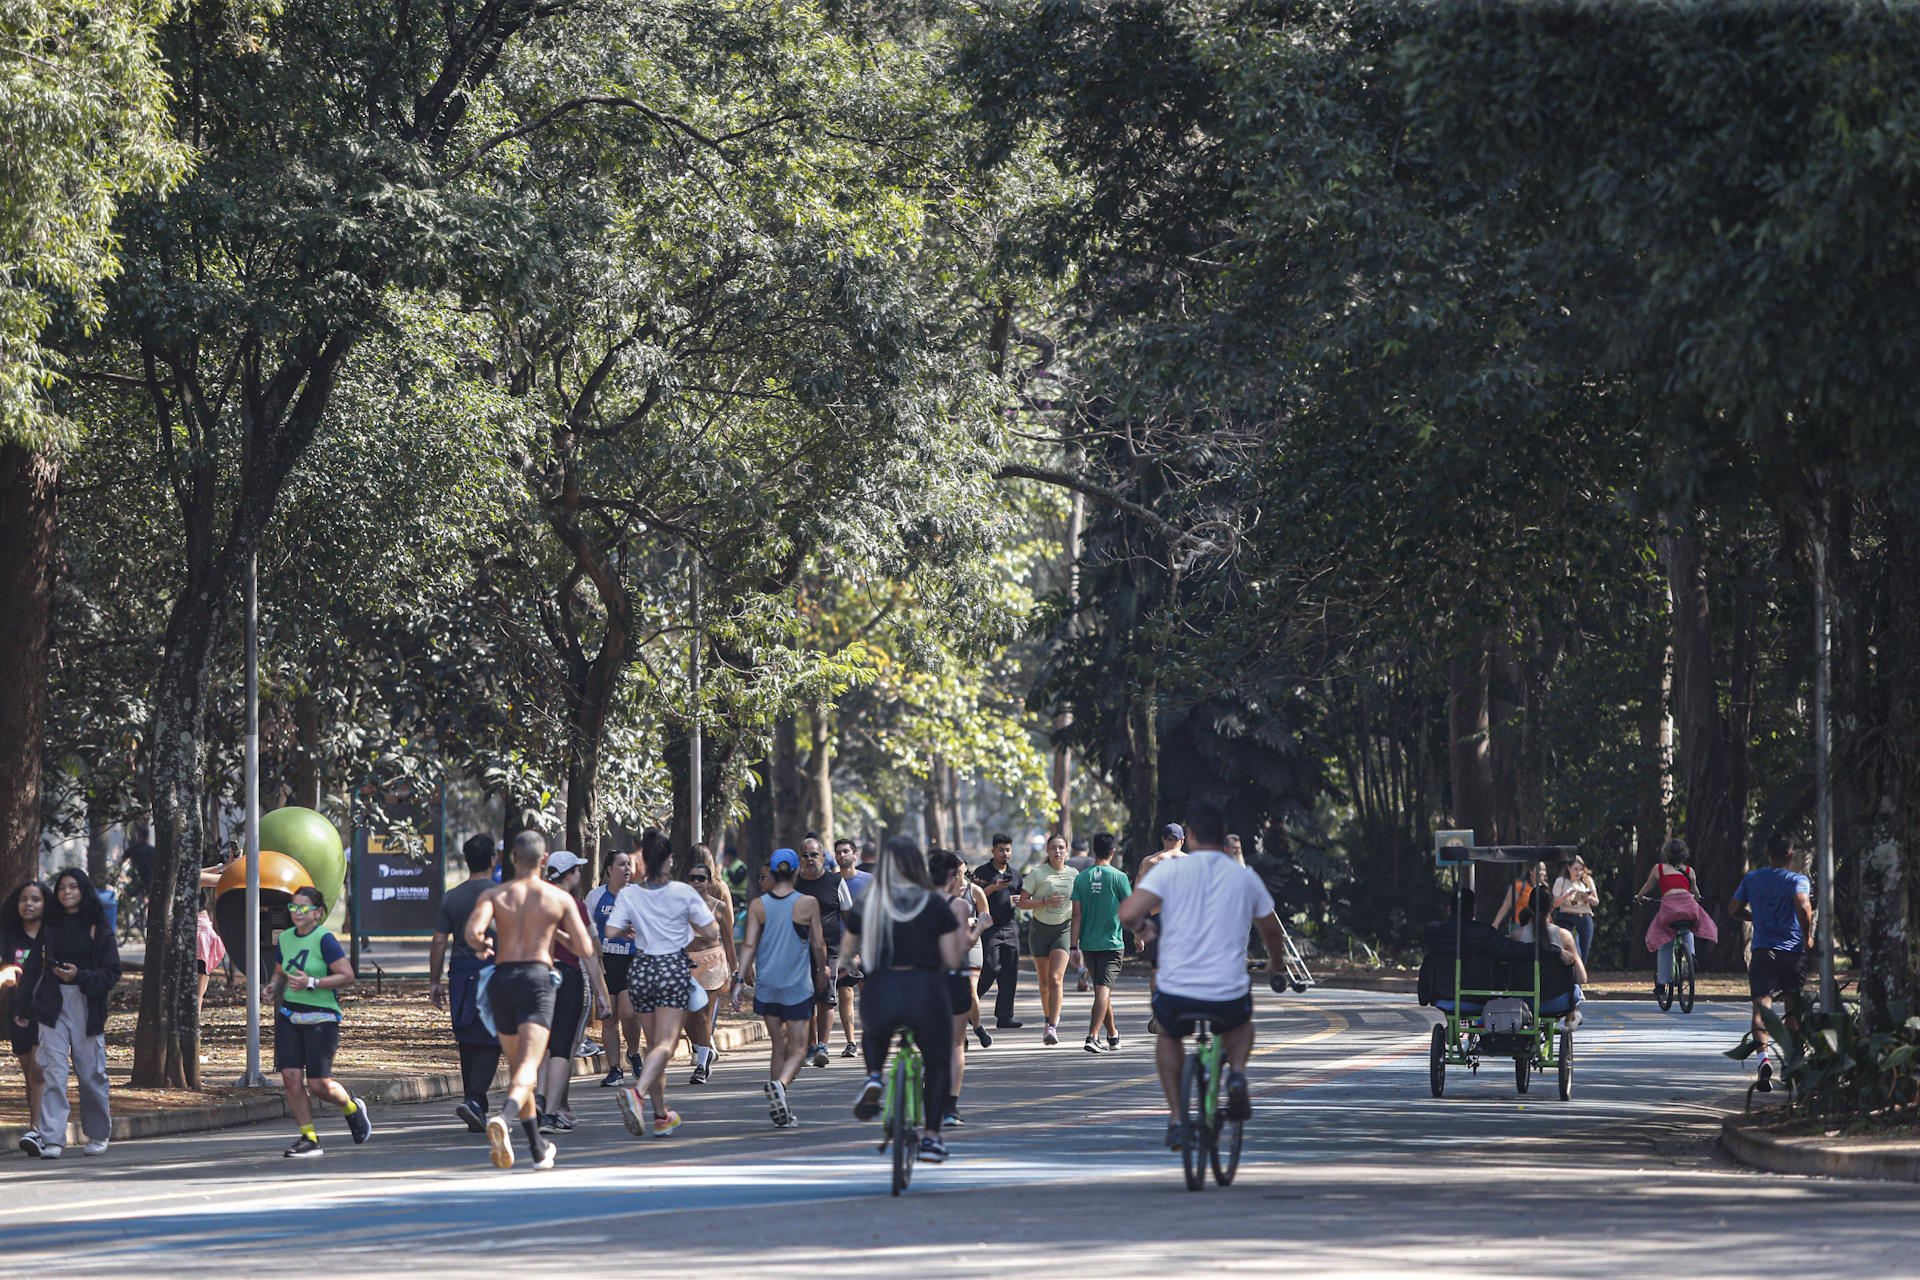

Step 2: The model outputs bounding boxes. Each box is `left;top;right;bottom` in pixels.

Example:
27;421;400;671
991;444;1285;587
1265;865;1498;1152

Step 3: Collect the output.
6;985;1914;1277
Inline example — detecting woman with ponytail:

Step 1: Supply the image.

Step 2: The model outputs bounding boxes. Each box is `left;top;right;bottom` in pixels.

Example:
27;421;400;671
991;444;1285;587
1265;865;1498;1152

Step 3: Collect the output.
840;837;965;1164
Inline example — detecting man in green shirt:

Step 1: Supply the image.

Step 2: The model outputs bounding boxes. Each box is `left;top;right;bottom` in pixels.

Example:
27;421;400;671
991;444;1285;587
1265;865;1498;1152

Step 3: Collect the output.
1070;832;1132;1054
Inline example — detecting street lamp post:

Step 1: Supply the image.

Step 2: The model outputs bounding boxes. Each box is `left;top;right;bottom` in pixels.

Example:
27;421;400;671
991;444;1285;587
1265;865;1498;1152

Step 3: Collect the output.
239;551;265;1087
689;553;702;848
1813;523;1838;1014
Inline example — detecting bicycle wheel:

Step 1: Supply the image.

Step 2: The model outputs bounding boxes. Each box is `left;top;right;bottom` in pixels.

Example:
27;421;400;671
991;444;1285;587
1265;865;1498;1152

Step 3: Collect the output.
1179;1052;1206;1191
1677;948;1696;1014
1429;1023;1446;1098
1514;1053;1530;1095
890;1058;914;1196
1557;1025;1573;1101
1210;1066;1243;1186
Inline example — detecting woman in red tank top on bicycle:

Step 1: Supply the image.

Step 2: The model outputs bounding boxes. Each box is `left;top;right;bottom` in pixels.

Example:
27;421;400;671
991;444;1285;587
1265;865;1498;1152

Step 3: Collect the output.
1635;838;1720;1000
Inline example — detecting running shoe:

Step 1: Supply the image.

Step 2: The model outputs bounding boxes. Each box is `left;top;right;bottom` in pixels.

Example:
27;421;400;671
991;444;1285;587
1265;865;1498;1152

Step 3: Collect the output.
973;1024;992;1048
766;1079;794;1127
943;1108;964;1128
1163;1121;1186;1150
345;1097;372;1145
1566;1008;1585;1029
285;1135;323;1159
38;1146;61;1160
810;1043;830;1068
485;1115;514;1169
599;1066;626;1088
994;1019;1024;1029
841;1041;858;1058
1084;1035;1101;1054
918;1133;949;1163
1226;1069;1252;1120
549;1112;575;1132
578;1038;601;1057
17;1132;41;1158
82;1139;109;1157
1043;1025;1059;1046
651;1109;682;1138
615;1086;647;1137
455;1101;485;1133
689;1058;711;1086
1105;1034;1121;1052
1757;1058;1774;1093
538;1112;559;1134
532;1141;558;1171
853;1073;884;1120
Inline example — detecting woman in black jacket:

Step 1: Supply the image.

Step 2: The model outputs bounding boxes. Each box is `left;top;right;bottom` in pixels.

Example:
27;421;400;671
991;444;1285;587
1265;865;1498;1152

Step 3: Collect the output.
31;868;122;1159
0;880;50;1154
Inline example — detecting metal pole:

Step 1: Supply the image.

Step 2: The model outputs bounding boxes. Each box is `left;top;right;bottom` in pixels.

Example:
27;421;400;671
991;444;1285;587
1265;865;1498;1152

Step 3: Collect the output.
1813;529;1838;1013
241;551;265;1087
689;554;703;847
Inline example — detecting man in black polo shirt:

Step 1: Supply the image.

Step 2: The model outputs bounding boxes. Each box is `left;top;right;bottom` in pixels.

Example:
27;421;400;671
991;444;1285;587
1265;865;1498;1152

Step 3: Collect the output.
795;835;852;1068
971;832;1024;1028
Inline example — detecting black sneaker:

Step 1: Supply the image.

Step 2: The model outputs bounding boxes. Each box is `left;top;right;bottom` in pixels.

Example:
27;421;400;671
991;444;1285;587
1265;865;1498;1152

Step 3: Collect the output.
918;1133;950;1163
973;1024;992;1049
841;1041;858;1058
599;1066;625;1087
1226;1070;1251;1120
548;1113;574;1132
1164;1121;1186;1150
994;1019;1024;1030
17;1132;41;1158
537;1113;559;1134
285;1135;323;1159
853;1074;884;1120
1757;1058;1774;1094
1084;1036;1101;1054
345;1098;373;1145
689;1059;711;1086
455;1101;485;1133
1654;983;1666;1001
1106;1034;1121;1052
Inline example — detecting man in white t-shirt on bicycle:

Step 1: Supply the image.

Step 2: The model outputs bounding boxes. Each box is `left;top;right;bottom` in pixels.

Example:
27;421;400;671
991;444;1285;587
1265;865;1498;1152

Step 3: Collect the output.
1119;800;1289;1150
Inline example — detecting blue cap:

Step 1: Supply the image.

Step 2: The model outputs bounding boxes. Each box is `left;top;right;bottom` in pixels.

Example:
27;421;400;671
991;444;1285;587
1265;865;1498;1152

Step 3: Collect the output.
769;848;799;872
1162;823;1184;841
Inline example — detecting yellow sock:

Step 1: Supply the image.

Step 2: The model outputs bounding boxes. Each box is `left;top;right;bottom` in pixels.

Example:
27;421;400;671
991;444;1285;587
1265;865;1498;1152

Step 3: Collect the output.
341;1099;358;1116
300;1123;318;1142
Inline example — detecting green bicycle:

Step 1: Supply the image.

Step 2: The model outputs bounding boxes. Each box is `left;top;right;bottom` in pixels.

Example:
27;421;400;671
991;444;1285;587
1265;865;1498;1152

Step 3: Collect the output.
877;1028;924;1196
1176;1017;1243;1191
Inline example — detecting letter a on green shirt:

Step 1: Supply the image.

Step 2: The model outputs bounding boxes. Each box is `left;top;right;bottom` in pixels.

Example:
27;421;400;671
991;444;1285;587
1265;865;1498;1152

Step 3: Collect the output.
1071;864;1132;952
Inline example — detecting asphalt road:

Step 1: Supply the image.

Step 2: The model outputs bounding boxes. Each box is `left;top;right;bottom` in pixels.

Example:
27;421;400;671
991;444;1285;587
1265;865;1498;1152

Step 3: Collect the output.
4;984;1915;1278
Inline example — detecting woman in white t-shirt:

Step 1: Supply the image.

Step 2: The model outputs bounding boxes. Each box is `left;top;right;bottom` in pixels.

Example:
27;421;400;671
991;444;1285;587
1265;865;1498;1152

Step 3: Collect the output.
605;829;718;1140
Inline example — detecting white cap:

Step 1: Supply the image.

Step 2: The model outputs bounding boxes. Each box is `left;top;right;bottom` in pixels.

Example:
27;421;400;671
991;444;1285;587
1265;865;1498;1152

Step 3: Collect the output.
545;850;584;878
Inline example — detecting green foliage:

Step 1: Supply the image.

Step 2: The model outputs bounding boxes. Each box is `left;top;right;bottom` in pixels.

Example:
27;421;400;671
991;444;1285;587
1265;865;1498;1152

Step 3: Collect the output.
1729;999;1920;1123
0;0;186;446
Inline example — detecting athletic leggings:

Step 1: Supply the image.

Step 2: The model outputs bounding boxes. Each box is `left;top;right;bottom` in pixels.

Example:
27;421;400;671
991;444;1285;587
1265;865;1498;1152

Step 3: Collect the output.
859;969;954;1130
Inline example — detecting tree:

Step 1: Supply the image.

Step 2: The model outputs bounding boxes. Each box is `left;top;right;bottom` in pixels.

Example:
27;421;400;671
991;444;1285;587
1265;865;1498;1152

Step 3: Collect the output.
0;0;184;890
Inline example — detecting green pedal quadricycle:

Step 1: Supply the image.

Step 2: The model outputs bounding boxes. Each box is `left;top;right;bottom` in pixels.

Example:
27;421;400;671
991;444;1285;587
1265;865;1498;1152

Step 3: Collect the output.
1424;835;1578;1103
877;1028;924;1195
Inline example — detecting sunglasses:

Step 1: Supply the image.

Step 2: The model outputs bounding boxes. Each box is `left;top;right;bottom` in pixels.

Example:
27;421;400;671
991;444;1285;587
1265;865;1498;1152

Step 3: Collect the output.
289;903;323;915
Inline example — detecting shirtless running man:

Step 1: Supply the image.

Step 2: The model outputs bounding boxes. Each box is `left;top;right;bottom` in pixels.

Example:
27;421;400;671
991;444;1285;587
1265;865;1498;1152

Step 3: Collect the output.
464;831;597;1172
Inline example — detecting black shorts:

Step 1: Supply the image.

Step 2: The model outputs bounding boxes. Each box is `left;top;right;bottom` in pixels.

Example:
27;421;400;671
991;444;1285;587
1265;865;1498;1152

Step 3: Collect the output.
945;972;973;1016
1749;948;1808;1001
548;963;585;1060
1151;989;1254;1038
1084;950;1123;988
8;1016;36;1058
601;952;633;995
754;996;814;1023
1143;925;1160;969
274;1012;341;1077
489;961;556;1031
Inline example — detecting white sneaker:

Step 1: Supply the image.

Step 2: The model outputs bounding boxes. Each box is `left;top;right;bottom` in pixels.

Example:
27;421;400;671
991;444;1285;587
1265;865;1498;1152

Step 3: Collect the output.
39;1146;62;1160
82;1139;109;1156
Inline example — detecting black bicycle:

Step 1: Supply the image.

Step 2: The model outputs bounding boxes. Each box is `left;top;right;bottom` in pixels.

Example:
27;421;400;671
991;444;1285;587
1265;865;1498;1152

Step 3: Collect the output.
1637;895;1697;1013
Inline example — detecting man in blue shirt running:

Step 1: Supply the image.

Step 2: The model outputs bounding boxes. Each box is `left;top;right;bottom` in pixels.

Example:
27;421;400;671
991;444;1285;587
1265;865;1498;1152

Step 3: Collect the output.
1729;834;1814;1093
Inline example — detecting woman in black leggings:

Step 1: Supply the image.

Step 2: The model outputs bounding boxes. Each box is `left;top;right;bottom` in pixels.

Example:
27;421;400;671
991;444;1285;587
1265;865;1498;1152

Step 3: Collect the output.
841;836;965;1164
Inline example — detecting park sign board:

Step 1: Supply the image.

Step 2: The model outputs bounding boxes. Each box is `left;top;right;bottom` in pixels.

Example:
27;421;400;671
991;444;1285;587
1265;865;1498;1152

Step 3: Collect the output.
352;784;446;938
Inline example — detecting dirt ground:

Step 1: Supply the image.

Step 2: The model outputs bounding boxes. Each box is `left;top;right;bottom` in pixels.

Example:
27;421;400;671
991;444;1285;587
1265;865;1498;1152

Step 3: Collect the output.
0;975;759;1123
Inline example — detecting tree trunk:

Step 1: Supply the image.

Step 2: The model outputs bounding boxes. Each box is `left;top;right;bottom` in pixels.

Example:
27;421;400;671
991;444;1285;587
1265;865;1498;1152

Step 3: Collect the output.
771;714;805;844
1052;487;1085;839
287;689;323;811
1125;667;1159;873
1856;512;1919;1025
86;801;111;886
807;697;834;846
742;755;773;864
562;642;623;858
1663;528;1746;968
1447;634;1498;843
0;444;58;891
945;761;964;852
922;770;945;850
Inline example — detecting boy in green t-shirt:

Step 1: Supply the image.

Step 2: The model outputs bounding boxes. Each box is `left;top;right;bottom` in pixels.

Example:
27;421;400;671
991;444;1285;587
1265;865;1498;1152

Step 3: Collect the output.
270;886;370;1157
1069;833;1133;1053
